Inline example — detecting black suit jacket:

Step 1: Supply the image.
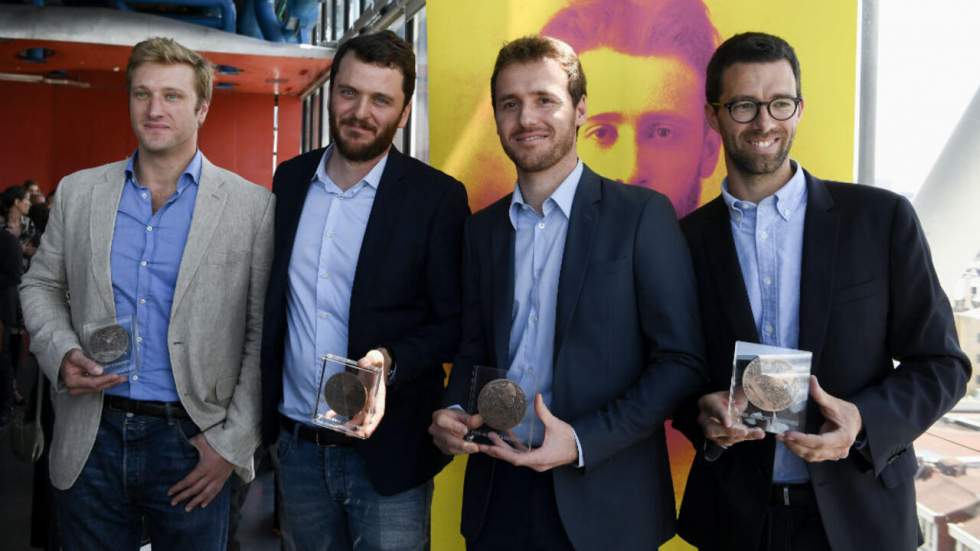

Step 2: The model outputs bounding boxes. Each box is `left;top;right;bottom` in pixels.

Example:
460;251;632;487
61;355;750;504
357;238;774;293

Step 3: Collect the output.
260;146;469;495
674;170;969;551
445;165;706;551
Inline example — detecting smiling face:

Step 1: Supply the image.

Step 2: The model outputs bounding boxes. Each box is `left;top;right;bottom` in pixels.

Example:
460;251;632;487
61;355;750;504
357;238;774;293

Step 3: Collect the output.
492;57;586;180
578;48;719;216
708;60;802;182
328;54;411;163
129;62;208;159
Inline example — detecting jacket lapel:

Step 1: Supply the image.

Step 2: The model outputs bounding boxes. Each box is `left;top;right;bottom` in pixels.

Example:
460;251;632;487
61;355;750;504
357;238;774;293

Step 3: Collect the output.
554;166;601;356
350;148;408;321
89;162;127;315
491;201;515;368
171;156;228;316
797;171;838;375
702;197;760;343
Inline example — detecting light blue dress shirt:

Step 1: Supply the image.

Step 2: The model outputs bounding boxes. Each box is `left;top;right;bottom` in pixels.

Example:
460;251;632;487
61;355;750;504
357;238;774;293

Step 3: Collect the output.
280;146;389;424
506;161;583;447
721;161;809;483
106;150;201;402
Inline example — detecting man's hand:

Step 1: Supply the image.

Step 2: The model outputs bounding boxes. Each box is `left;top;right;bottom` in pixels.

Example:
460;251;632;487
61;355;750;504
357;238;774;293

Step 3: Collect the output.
346;349;388;438
60;349;125;395
697;389;765;448
167;433;235;512
777;376;863;462
429;408;482;455
479;394;578;472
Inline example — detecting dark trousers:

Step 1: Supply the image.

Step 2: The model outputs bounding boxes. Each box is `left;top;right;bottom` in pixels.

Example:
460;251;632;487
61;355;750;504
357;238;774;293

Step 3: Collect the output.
758;484;831;551
466;461;575;551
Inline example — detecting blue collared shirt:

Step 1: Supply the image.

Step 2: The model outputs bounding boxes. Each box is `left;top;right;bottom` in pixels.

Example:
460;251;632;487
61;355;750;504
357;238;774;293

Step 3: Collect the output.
106;150;202;402
721;161;809;483
280;146;389;424
506;161;583;447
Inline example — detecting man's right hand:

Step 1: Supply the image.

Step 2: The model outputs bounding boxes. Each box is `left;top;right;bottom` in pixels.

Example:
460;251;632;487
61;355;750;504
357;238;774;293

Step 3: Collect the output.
429;408;483;456
697;389;765;448
60;348;125;395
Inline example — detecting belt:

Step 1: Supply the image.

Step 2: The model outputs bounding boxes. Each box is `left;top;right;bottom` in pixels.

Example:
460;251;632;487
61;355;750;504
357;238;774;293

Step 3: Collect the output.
770;483;815;507
280;414;353;447
103;395;190;419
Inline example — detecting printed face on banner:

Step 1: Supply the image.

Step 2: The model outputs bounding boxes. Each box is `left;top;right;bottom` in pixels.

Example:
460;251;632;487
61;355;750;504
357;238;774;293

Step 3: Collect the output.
578;49;719;216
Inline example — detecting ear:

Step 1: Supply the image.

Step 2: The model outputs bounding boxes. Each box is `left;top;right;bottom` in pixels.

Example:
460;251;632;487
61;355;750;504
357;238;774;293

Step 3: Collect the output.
196;99;210;127
574;95;587;127
796;97;805;122
699;126;721;179
704;102;720;134
398;99;413;129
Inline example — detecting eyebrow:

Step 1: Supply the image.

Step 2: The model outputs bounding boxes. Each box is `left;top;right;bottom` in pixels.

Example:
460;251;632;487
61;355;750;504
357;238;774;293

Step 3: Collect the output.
725;93;798;102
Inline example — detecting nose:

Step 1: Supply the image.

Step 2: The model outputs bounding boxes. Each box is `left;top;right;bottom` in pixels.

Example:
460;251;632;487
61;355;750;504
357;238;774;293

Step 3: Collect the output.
518;103;537;128
147;93;164;118
353;96;371;119
749;104;778;131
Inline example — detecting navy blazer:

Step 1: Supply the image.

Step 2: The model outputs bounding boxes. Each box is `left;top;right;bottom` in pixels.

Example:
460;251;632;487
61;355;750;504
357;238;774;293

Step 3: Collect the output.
260;146;469;496
674;171;969;551
445;165;706;551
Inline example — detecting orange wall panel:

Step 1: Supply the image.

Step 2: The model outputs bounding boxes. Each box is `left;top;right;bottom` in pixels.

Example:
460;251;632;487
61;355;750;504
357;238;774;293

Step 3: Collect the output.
0;80;302;194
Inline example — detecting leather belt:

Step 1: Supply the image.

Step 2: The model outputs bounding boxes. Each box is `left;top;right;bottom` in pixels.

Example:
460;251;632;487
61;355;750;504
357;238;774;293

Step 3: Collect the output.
280;414;353;447
103;395;190;419
770;483;815;507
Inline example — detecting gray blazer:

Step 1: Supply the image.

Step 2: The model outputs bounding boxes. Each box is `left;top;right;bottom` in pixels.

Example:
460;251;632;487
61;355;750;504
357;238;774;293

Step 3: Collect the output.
20;157;274;490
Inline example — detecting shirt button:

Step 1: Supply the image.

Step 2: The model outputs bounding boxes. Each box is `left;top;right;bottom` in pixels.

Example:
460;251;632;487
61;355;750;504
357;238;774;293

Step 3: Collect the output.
764;323;774;334
320;272;330;279
318;311;328;319
141;192;148;200
136;336;143;344
140;260;148;267
146;225;153;232
760;231;768;240
537;222;546;230
131;375;139;382
763;276;772;286
326;231;335;239
138;298;146;304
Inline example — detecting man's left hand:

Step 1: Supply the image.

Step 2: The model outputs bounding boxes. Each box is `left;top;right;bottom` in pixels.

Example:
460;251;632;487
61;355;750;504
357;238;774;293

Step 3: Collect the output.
479;394;578;472
778;376;863;462
167;434;235;511
346;349;388;438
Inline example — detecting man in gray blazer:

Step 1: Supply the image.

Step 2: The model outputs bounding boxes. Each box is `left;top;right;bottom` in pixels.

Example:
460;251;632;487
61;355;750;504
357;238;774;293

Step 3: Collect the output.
19;37;273;551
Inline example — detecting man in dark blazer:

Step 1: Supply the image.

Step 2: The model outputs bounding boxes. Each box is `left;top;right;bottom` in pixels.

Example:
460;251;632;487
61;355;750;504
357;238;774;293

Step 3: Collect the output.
260;31;469;550
428;36;705;551
674;32;969;551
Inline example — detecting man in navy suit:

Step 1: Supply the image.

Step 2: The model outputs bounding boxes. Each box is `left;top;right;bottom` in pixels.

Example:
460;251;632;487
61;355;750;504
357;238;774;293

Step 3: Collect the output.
260;31;469;551
428;36;706;551
674;32;969;551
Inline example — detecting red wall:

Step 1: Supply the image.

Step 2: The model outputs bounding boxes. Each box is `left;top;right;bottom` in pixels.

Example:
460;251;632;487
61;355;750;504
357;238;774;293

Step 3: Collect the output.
0;77;301;194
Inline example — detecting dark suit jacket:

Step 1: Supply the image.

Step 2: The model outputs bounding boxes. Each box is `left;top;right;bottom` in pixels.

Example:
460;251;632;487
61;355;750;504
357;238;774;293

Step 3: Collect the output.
445;165;706;551
674;170;969;551
260;146;470;496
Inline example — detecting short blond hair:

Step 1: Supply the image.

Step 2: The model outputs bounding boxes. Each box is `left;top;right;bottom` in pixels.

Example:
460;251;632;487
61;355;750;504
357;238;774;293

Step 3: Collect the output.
126;37;213;108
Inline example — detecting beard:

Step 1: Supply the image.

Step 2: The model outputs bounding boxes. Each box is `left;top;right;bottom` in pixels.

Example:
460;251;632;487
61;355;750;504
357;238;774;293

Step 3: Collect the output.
499;123;577;174
726;130;795;176
328;106;401;162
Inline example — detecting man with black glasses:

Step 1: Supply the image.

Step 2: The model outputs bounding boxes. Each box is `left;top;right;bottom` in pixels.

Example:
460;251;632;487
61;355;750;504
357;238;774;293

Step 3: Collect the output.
673;32;968;551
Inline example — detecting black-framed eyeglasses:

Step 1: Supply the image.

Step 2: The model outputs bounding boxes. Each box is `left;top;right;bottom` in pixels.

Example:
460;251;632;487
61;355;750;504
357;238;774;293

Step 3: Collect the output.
711;97;802;123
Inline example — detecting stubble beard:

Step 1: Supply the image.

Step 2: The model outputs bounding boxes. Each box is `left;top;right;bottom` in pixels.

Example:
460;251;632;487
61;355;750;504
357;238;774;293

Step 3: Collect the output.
329;106;400;162
728;130;795;176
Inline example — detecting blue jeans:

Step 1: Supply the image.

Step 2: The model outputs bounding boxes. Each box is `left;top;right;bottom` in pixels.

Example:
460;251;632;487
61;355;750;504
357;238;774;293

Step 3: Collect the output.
277;428;433;551
56;407;231;551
